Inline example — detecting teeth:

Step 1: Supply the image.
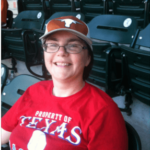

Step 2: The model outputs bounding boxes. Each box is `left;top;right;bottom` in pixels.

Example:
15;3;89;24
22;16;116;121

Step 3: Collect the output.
56;63;70;66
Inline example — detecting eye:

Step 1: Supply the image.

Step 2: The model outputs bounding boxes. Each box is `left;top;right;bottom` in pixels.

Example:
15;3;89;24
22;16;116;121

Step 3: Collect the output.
71;44;78;47
67;44;79;49
48;43;58;47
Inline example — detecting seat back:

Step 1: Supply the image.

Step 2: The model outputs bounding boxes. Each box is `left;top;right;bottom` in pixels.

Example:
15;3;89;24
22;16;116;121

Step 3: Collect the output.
12;10;45;30
2;10;45;61
87;41;111;87
17;0;51;19
1;75;41;108
121;46;150;105
23;29;45;78
112;0;150;28
87;15;138;89
88;15;138;45
80;0;108;23
134;23;150;50
18;0;43;12
125;122;142;150
50;0;73;14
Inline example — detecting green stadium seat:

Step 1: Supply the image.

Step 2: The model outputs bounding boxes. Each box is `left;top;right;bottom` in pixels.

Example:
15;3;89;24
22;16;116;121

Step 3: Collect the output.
80;0;109;23
88;14;138;45
88;15;139;115
112;0;150;28
17;0;51;19
133;23;150;50
50;0;75;14
2;10;46;77
1;75;41;116
105;23;150;115
18;0;43;12
121;46;150;106
87;15;138;88
121;24;150;106
87;41;111;87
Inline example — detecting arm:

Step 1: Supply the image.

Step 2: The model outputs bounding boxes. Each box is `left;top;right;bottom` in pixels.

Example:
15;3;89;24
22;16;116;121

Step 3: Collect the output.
1;128;11;145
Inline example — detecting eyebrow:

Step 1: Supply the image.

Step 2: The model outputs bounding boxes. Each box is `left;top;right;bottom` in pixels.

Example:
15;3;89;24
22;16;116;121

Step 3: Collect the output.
46;37;83;43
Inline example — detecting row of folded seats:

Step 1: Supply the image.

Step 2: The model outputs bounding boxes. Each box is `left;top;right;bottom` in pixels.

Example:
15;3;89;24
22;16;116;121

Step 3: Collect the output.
88;15;150;114
5;0;150;29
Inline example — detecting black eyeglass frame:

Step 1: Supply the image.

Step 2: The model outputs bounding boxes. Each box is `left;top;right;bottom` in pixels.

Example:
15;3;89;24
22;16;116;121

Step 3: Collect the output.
42;43;87;54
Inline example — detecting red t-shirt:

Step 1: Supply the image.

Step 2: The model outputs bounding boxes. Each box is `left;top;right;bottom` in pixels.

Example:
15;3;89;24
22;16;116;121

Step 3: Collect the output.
2;81;128;150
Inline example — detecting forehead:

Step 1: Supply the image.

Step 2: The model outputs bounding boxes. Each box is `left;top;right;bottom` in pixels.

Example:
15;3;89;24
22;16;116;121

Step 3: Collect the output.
45;31;85;44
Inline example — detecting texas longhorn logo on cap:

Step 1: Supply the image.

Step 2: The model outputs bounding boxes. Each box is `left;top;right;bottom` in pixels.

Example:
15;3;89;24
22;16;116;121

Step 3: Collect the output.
40;16;93;50
55;19;82;27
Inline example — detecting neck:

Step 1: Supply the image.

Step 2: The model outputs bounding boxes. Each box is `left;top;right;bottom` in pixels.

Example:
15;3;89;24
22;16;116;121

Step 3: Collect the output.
52;78;85;97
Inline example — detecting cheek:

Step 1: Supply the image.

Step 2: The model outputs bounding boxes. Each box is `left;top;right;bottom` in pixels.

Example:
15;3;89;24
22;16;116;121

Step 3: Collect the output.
73;54;90;68
81;52;90;67
44;53;52;67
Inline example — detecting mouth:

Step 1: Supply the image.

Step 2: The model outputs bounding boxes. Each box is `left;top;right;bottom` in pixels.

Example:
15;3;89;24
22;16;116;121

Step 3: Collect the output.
54;62;71;67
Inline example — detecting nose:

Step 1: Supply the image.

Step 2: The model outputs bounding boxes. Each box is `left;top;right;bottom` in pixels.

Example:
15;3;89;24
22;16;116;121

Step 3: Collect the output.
57;46;68;56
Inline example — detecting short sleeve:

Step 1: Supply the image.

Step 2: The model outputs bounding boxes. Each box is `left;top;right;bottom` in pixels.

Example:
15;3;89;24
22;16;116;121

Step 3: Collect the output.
87;103;128;150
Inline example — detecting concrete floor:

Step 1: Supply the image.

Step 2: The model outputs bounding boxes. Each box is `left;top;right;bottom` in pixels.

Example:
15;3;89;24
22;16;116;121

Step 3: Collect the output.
1;59;150;150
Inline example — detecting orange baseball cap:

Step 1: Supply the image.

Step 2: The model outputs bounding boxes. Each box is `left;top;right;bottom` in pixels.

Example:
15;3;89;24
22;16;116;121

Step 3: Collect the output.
40;16;92;50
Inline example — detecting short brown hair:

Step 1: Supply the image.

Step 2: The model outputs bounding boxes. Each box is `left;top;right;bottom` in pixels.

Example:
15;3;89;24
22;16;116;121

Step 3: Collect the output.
83;43;93;80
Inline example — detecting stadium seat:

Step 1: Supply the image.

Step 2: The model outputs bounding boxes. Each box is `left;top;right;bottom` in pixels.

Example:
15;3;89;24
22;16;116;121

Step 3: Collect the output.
18;0;43;12
88;15;138;45
49;0;75;15
112;0;150;28
87;15;138;87
133;23;150;50
121;24;150;105
1;74;41;150
1;75;42;116
105;23;150;115
17;0;49;14
125;122;142;150
121;46;150;106
87;15;139;115
87;41;111;87
80;0;108;23
2;10;46;77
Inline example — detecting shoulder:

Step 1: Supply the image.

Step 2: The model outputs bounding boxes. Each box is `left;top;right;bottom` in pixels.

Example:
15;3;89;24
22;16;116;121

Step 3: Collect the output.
85;82;119;112
81;83;124;129
28;80;53;91
21;80;53;102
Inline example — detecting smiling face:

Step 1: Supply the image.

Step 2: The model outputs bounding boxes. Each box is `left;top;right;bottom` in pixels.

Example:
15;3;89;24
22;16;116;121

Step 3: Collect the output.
44;31;91;82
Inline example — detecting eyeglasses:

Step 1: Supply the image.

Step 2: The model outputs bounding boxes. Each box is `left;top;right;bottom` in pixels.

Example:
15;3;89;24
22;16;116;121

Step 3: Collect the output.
42;43;87;54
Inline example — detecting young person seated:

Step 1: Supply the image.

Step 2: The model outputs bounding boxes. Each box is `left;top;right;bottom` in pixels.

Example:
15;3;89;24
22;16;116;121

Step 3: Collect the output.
1;16;128;150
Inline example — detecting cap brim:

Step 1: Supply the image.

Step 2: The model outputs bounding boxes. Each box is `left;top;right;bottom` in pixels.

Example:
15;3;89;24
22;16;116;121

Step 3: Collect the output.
39;28;93;50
